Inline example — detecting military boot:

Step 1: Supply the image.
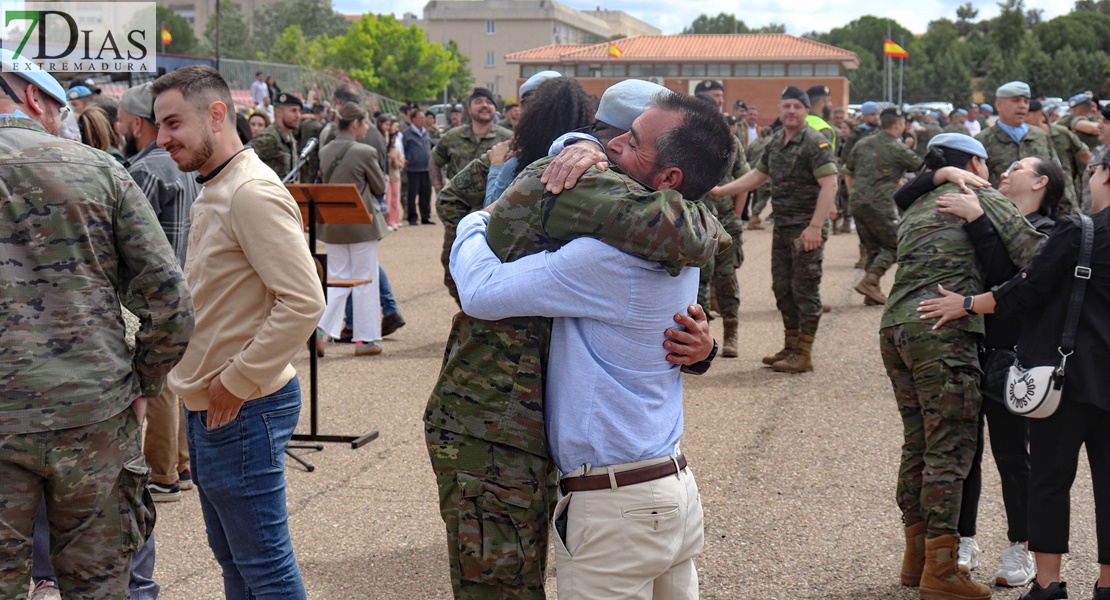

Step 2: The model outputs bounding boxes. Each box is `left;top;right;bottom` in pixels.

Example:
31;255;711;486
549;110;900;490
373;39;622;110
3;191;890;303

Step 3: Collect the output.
772;334;814;373
855;244;867;269
839;215;854;234
762;329;799;366
722;318;739;358
901;521;928;586
855;269;888;305
919;535;991;600
747;214;765;230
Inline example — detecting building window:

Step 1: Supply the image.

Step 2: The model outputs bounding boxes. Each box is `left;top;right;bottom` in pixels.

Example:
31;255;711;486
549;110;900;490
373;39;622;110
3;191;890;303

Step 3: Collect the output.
681;64;707;77
486;20;495;34
734;64;759;77
814;63;840;77
788;63;814;77
485;52;495;67
661;64;678;77
706;64;731;77
760;63;785;77
601;64;625;77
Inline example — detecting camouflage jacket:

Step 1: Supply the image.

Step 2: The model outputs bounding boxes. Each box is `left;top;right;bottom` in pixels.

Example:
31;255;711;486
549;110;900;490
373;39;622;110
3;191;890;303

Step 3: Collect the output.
943;122;970;136
432;124;512;182
706;138;750;234
1046;123;1089;215
425;156;730;457
1057;113;1100;151
0;117;194;434
976;124;1060;187
882;183;1045;334
756;125;839;226
839;124;878;164
436;153;494;302
844;131;922;213
916;122;944;157
248;123;298;182
296;117;324;184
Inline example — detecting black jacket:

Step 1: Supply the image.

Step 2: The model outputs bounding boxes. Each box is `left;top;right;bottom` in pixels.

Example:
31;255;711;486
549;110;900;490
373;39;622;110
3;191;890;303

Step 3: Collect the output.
994;210;1110;412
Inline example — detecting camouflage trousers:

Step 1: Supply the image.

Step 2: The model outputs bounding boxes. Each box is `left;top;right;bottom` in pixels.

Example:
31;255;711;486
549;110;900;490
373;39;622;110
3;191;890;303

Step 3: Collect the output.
880;323;982;537
698;222;744;320
750;187;770;217
0;407;154;600
853;204;898;273
771;223;828;336
426;426;557;600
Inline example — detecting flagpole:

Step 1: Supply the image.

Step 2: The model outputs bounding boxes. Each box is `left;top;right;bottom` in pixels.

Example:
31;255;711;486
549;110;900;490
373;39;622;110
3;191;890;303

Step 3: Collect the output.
898;35;904;106
886;22;892;103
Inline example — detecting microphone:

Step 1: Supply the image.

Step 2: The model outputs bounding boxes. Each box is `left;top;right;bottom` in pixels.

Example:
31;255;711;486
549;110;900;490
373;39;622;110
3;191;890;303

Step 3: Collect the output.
298;137;318;161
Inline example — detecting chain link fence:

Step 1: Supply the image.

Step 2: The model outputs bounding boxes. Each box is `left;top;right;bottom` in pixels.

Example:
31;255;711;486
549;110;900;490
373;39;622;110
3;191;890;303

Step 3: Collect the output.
217;58;403;114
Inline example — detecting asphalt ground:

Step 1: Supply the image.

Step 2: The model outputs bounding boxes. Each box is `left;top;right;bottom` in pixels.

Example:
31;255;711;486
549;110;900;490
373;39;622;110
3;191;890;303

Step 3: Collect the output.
152;218;1100;599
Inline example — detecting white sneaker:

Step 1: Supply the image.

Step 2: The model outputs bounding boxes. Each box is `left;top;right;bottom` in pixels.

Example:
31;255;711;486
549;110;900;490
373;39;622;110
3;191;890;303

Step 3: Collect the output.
995;541;1036;587
29;580;61;600
958;536;980;572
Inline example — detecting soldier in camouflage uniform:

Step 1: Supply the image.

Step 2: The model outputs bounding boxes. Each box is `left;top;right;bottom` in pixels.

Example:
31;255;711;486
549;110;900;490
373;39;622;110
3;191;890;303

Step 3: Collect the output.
247;92;302;181
746;132;773;227
0;55;193;600
879;133;1043;596
975;81;1060;188
428;86;728;600
698;141;749;356
1029;98;1090;215
433;88;511;184
296;104;325;183
843;107;922;306
1057;92;1100;154
710;86;839;373
837;101;880;234
943;109;971;136
916;112;945;158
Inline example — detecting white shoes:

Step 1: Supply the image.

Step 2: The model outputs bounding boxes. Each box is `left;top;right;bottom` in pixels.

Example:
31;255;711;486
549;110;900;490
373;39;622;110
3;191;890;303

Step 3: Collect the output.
995;541;1037;587
28;580;61;600
958;536;980;572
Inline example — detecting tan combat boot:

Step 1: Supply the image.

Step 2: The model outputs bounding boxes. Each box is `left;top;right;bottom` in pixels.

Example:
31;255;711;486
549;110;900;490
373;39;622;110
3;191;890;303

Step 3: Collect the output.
855;244;867;269
855;269;888;305
901;522;928;586
747;214;765;230
840;215;854;234
762;329;799;366
919;535;991;600
722;318;739;358
772;334;814;373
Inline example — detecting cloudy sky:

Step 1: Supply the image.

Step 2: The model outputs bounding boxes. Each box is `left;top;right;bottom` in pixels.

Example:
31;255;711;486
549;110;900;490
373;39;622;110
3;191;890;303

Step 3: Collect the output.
331;0;1071;35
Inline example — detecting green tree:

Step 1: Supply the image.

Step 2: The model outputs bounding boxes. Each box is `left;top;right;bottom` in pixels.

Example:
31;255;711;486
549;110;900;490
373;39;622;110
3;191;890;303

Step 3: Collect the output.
270;25;309;66
991;0;1027;56
956;1;980;35
314;15;460;101
156;6;199;55
202;0;250;60
252;0;350;61
444;40;474;102
1034;11;1110;55
681;13;785;34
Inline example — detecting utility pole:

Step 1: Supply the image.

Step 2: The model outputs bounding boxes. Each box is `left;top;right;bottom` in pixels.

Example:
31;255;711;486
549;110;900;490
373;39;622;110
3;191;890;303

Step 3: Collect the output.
214;0;221;71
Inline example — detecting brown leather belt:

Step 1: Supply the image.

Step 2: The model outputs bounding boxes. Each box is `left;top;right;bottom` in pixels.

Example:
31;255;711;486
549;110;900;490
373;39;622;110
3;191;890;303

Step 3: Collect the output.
560;454;687;493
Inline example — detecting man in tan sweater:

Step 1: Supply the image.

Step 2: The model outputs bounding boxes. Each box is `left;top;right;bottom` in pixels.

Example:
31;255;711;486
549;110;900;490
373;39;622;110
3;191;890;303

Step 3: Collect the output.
152;66;324;599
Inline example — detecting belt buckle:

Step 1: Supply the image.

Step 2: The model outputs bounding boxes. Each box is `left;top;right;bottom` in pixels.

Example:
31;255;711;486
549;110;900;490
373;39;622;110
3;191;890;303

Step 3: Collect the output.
1076;265;1092;280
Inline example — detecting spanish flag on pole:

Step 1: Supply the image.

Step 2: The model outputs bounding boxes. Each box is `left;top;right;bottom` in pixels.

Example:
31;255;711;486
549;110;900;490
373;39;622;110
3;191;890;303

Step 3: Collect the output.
161;27;172;46
608;42;622;60
883;39;908;59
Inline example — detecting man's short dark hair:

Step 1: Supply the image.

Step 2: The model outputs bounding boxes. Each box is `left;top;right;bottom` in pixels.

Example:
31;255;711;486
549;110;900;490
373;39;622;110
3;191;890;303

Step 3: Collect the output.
650;93;736;200
504;102;519;111
256;71;263;77
880;113;902;129
151;65;235;124
333;83;361;105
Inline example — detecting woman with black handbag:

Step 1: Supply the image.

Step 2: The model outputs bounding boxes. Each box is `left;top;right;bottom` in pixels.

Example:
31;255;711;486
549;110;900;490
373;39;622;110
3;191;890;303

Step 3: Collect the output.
921;152;1110;600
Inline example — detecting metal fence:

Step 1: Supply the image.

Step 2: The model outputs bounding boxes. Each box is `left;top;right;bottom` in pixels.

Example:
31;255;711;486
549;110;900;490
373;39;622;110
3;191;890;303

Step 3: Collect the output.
217;58;403;114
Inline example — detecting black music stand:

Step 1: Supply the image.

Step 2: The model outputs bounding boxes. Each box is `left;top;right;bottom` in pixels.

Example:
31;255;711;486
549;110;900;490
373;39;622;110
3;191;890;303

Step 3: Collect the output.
285;184;381;472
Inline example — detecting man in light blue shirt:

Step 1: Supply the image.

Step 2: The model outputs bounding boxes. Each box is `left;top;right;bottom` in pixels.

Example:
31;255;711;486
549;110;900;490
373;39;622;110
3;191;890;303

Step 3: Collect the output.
452;92;736;599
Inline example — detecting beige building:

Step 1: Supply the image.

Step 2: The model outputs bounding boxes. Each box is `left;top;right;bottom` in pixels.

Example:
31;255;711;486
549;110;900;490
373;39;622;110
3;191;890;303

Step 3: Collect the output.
404;0;659;99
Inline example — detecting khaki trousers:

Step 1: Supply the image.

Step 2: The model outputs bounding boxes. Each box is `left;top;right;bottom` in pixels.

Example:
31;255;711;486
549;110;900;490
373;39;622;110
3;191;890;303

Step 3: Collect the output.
553;463;704;599
143;385;189;485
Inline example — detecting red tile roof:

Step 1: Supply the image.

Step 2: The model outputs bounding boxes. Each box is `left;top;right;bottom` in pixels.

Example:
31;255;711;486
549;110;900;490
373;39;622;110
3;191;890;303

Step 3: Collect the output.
506;34;859;66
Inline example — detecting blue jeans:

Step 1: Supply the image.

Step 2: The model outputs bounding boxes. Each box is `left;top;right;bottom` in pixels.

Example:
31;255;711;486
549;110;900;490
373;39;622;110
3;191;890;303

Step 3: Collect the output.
186;378;306;600
345;265;397;326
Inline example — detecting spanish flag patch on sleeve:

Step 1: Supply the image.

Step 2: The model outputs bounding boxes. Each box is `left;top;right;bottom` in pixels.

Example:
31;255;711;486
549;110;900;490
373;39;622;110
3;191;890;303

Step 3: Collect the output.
818;142;830;149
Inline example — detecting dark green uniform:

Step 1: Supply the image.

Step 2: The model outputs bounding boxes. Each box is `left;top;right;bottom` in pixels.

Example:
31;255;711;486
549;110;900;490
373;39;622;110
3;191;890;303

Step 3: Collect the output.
247;122;298;181
975;123;1060;188
843;131;921;273
880;183;1044;536
437;154;494;305
295;117;324;184
838;124;879;217
1045;123;1090;216
698;140;749;320
1057;113;1099;152
916;122;944;158
432;124;512;183
747;136;773;217
943;122;970;136
426;157;729;600
759;125;838;336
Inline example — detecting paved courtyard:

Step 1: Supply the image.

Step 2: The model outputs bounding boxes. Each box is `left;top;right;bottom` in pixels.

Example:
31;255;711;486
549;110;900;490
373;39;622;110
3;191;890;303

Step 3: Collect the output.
153;219;1099;599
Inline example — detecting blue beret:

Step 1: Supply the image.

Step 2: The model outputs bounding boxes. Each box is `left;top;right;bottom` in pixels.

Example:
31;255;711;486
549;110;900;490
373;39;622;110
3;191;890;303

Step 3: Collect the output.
519;70;562;98
67;85;92;100
1070;92;1093;107
596;79;670;131
928;132;987;159
0;48;68;106
860;101;880;116
956;108;968;116
996;81;1030;99
980;103;993;113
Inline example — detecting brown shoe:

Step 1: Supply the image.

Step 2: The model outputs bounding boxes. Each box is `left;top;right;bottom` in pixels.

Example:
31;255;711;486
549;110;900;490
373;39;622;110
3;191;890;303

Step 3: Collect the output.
772;334;813;373
919;535;991;600
762;329;799;366
901;522;927;586
855;269;888;305
865;296;884;306
823;304;832;313
722;318;739;358
746;220;765;231
854;244;867;269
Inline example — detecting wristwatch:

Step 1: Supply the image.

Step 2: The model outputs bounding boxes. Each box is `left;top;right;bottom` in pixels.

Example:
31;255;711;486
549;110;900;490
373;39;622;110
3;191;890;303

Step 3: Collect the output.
963;295;977;315
681;340;718;375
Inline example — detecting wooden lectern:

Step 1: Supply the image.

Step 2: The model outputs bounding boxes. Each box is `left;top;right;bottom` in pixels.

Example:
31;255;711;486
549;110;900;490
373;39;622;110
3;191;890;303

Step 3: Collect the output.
285;184;380;471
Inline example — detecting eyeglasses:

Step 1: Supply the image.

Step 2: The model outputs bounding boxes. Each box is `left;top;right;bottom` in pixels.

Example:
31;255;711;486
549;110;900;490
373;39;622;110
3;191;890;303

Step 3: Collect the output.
1003;161;1023;176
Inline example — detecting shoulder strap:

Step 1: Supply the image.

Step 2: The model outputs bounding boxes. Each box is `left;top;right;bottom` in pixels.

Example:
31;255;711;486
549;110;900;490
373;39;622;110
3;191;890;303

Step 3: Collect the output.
1060;213;1094;354
324;141;356;183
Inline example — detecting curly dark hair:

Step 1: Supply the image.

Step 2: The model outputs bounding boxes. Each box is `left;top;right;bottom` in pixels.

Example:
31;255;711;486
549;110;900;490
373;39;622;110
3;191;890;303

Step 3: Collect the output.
509;77;596;175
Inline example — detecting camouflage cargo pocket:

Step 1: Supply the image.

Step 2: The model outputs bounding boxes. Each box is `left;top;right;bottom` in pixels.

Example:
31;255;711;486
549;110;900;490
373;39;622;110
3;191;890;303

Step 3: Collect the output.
937;359;982;422
456;472;533;587
118;455;156;553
